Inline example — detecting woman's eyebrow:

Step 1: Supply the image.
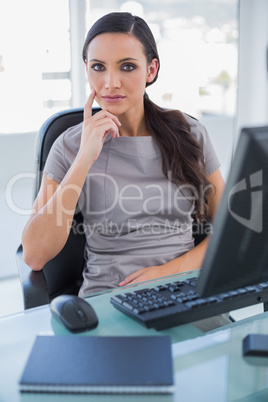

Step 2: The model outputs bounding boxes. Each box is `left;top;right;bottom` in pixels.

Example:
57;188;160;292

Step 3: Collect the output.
89;57;139;64
89;58;105;63
117;57;139;63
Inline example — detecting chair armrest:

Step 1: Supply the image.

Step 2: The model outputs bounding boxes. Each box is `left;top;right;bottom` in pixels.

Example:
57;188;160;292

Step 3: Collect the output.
16;245;49;309
193;218;212;246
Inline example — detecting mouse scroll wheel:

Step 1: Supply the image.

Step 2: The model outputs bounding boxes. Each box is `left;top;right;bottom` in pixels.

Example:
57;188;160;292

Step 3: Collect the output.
73;304;87;321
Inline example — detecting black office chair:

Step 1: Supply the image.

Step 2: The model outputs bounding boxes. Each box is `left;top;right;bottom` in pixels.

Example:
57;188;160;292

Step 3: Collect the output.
16;107;210;310
16;107;100;309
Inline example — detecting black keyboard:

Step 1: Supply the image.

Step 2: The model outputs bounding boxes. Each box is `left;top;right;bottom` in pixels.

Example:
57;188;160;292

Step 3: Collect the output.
110;276;268;330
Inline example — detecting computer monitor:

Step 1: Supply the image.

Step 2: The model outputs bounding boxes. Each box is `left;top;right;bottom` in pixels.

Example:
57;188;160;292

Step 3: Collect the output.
196;126;268;297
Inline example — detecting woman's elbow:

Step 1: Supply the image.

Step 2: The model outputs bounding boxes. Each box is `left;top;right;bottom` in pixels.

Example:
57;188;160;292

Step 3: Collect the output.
22;247;45;271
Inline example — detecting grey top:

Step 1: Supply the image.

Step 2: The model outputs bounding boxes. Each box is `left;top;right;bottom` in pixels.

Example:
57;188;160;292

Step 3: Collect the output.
44;113;220;296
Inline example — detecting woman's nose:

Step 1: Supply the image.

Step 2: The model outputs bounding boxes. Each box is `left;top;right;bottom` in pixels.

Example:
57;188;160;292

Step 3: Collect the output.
105;71;121;90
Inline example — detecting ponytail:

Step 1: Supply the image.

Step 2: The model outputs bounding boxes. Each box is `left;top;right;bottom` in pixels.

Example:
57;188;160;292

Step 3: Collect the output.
143;93;212;221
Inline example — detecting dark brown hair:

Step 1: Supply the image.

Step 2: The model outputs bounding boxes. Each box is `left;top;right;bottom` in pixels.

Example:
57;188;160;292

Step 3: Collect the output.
83;12;212;220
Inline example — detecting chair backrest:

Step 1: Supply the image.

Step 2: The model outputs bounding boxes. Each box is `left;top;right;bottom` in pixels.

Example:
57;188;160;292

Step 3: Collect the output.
34;107;99;197
34;107;100;299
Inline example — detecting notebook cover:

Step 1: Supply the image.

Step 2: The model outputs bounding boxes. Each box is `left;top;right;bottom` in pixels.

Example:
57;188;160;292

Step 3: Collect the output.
19;335;174;394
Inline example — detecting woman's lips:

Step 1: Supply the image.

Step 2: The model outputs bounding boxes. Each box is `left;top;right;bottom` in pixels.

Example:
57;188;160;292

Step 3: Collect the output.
102;95;126;103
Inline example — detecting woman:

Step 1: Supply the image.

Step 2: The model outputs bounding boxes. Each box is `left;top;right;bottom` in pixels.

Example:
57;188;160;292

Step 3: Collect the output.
22;12;225;297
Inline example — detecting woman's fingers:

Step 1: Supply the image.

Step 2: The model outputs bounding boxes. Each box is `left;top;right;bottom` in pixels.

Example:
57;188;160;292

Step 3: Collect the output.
80;90;121;163
83;106;121;140
119;268;146;286
84;90;121;129
83;89;96;121
90;110;121;130
94;118;120;137
100;123;120;139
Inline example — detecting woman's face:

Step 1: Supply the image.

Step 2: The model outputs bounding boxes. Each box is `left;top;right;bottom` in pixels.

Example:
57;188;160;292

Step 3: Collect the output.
85;33;158;117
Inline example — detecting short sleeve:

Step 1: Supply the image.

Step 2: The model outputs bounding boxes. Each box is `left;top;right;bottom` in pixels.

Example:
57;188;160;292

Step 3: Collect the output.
184;114;220;176
198;123;220;176
42;122;82;183
43;134;68;183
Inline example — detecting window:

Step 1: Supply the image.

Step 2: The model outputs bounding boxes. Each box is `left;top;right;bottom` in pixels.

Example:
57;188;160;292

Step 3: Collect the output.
0;0;71;133
0;0;238;134
86;0;238;120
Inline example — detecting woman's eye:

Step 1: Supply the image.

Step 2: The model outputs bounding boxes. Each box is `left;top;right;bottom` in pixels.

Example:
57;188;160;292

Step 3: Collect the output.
91;64;105;71
122;64;136;71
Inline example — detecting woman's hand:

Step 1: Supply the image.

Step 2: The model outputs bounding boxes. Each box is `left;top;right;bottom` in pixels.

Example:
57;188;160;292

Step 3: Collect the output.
78;89;121;164
119;265;169;286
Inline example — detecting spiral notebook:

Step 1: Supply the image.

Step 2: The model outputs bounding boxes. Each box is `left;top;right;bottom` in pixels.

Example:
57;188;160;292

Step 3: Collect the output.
19;335;174;394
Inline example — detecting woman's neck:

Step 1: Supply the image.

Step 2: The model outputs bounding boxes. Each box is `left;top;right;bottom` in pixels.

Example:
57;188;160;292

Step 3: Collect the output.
118;108;151;137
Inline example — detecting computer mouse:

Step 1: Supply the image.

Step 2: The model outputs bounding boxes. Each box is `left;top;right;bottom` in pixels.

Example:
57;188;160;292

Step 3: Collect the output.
50;295;99;333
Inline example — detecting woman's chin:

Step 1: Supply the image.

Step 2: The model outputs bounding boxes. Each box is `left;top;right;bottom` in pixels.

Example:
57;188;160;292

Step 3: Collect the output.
99;103;124;116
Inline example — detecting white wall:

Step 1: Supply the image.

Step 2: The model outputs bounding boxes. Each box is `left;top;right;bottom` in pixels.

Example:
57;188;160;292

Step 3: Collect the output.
235;0;268;145
200;115;234;180
0;133;36;278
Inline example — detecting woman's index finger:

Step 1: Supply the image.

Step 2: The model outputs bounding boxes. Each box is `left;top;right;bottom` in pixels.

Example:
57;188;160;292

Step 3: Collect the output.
84;89;96;121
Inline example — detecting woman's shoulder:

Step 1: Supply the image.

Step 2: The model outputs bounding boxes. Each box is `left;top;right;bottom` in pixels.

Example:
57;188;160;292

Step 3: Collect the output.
182;112;203;130
60;121;83;151
181;112;209;145
49;121;83;159
47;122;84;165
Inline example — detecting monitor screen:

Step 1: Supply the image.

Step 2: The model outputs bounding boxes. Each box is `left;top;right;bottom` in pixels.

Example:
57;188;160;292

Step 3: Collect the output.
196;126;268;297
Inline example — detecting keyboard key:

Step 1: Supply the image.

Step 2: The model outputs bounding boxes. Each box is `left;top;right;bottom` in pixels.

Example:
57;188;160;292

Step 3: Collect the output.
168;286;180;292
156;297;164;303
133;307;146;315
237;288;247;294
174;281;184;287
163;300;175;307
196;299;208;306
259;283;268;289
176;292;186;298
122;301;137;311
228;290;240;297
134;288;150;294
245;286;256;293
111;295;127;304
186;294;198;301
153;285;167;292
218;293;231;300
143;305;155;312
186;301;199;309
174;296;189;303
184;279;196;287
187;290;196;295
207;297;218;303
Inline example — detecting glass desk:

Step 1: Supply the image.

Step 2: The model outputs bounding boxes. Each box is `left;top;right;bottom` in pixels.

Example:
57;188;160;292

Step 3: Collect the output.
1;271;268;401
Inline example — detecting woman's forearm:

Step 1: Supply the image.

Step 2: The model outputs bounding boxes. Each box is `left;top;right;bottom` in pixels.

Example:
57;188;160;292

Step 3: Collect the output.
22;154;93;270
120;237;210;286
165;237;209;275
